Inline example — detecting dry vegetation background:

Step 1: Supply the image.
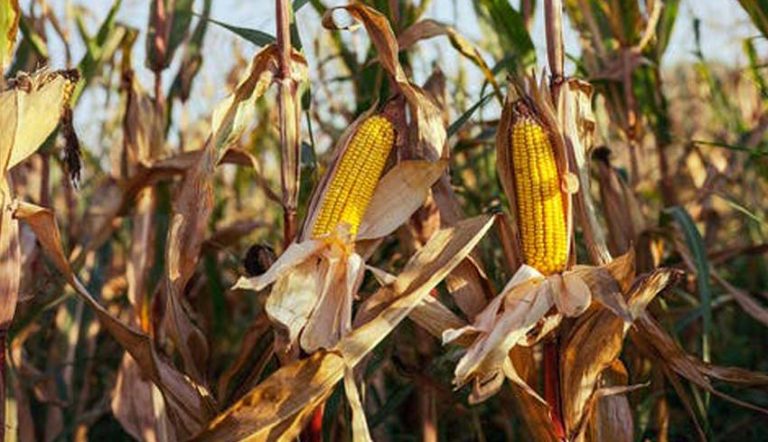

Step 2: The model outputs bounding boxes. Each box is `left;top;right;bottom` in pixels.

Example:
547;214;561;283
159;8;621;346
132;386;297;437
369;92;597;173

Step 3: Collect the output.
1;0;768;441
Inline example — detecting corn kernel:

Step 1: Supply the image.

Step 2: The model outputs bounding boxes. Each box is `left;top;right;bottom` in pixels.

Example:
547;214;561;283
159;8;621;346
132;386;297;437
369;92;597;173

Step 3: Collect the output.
311;115;395;239
509;110;567;275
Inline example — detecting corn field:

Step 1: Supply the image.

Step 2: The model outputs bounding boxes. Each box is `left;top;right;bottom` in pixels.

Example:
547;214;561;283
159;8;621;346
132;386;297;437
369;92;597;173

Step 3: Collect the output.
2;0;768;440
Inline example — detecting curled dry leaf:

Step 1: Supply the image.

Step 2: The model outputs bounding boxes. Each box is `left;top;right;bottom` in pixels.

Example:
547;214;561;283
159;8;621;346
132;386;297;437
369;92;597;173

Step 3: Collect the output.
560;268;678;440
322;3;446;161
121;66;166;339
0;189;20;331
210;44;306;153
586;362;635;442
13;202;215;439
119;100;163;436
354;266;469;344
216;313;274;404
424;70;494;320
397;19;503;103
0;68;78;432
121;69;165;173
344;368;373;442
712;270;768;328
162;43;304;382
194;215;494;441
560;78;612;265
112;353;168;442
444;253;637;406
593;147;646;257
71;148;256;267
444;265;552;403
633;313;768;415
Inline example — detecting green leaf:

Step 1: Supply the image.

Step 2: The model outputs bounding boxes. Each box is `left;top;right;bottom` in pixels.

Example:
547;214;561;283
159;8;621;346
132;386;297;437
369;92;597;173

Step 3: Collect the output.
198;14;275;47
744;37;768;101
169;0;212;103
475;0;535;72
167;0;195;62
663;206;712;364
292;0;310;11
447;93;493;138
72;0;125;104
738;0;768;39
188;0;308;49
655;0;680;57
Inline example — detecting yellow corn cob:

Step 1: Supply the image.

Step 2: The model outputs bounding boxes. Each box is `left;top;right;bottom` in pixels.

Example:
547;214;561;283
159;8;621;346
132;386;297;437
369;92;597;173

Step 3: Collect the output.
510;108;567;275
311;115;395;239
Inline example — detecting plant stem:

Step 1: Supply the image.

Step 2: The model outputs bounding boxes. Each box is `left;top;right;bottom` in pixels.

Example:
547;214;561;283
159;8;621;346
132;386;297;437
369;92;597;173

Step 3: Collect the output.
544;0;565;94
544;338;566;441
276;0;300;247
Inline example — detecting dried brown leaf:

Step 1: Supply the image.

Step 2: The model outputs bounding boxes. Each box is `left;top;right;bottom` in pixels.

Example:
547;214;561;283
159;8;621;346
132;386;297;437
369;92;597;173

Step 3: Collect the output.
194;215;494;441
111;353;164;442
14;202;215;439
322;4;446;160
593;147;645;256
0;188;20;330
634;313;768;415
163;43;294;381
126;188;155;330
587;362;635;442
561;79;612;265
561;269;677;438
713;271;768;328
397;19;502;103
0;69;75;172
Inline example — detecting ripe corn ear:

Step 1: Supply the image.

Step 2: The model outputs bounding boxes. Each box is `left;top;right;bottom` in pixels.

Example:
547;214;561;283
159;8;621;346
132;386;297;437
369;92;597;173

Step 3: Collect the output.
509;107;567;275
311;115;395;239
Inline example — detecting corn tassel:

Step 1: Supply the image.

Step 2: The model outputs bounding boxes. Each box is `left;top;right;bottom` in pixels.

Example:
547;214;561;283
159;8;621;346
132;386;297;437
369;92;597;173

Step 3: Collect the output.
510;107;567;275
312;115;395;239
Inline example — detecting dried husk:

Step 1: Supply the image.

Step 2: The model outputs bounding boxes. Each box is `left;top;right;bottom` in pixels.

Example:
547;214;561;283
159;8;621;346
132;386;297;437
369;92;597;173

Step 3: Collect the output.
443;251;638;407
560;268;678;440
559;78;612;265
238;92;445;354
237;150;447;352
195;216;495;441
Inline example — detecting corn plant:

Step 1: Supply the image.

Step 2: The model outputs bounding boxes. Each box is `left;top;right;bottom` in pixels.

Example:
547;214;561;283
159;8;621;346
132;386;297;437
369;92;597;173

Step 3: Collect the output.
1;0;767;441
